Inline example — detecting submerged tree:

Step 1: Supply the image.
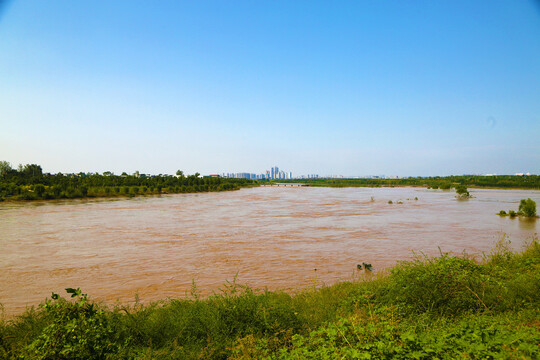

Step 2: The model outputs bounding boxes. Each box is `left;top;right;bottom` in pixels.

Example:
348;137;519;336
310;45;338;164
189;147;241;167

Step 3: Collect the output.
455;184;470;198
518;198;537;217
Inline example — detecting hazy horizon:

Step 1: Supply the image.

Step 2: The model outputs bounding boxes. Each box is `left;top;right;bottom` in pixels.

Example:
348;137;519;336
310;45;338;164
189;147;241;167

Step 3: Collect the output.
1;1;539;177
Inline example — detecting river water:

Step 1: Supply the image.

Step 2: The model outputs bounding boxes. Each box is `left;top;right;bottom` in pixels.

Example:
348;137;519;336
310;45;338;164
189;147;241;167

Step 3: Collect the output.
1;186;538;316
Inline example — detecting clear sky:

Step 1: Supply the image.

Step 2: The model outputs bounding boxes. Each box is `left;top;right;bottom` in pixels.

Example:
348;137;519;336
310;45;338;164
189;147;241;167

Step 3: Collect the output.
1;1;539;177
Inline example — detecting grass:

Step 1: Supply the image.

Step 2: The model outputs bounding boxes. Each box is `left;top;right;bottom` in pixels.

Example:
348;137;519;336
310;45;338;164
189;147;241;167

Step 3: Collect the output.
1;237;539;359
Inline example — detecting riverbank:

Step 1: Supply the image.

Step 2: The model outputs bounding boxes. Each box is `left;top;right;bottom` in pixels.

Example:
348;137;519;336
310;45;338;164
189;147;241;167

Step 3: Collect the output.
0;177;257;202
264;174;540;190
2;238;538;359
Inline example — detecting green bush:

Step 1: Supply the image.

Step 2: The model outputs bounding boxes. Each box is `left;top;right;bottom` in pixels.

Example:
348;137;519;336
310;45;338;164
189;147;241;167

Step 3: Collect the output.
455;185;470;198
498;210;507;216
24;288;117;359
251;312;540;360
378;253;491;315
518;198;537;217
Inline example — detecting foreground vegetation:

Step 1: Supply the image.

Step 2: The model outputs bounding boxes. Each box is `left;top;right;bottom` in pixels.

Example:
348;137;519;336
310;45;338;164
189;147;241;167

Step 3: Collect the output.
1;238;539;359
268;174;540;189
0;162;255;201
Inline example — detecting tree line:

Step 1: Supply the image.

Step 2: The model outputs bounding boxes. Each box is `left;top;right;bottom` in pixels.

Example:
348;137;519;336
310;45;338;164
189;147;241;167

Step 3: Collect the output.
267;174;540;189
0;161;255;201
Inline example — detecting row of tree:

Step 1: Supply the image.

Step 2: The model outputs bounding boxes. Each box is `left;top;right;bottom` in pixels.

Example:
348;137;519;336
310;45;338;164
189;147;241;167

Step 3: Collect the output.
0;161;255;201
267;174;540;189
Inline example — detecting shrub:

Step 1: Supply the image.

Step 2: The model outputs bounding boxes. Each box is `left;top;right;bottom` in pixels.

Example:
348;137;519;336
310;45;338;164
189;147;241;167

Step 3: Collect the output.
498;210;507;216
257;312;540;360
518;198;537;217
455;185;470;198
509;210;517;217
378;253;491;315
24;288;118;359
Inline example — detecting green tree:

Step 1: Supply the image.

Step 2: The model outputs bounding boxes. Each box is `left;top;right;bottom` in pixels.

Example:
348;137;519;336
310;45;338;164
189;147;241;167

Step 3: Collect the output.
455;184;470;198
0;160;12;177
52;186;61;198
23;164;43;177
34;184;45;198
518;198;536;217
176;170;184;177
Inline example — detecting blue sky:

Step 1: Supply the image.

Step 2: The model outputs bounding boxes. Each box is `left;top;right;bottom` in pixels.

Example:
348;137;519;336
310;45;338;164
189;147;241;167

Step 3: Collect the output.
1;1;539;176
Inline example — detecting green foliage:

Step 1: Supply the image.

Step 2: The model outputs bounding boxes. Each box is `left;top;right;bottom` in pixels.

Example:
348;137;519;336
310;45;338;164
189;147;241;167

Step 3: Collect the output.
271;174;540;189
34;184;45;198
24;288;117;359
245;312;540;360
0;160;13;177
0;161;254;201
509;210;517;217
455;184;470;198
498;210;507;216
518;198;537;217
379;253;492;315
23;164;43;178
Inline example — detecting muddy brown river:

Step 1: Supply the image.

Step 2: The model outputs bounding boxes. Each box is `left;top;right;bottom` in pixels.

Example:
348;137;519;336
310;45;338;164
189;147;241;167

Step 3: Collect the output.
1;186;538;316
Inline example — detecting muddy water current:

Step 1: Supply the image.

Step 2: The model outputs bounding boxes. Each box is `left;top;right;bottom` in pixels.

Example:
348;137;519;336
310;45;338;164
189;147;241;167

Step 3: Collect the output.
1;186;538;316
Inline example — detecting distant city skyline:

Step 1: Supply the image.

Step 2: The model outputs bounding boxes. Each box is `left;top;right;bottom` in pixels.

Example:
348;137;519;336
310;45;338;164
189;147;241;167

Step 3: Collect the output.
1;1;539;176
